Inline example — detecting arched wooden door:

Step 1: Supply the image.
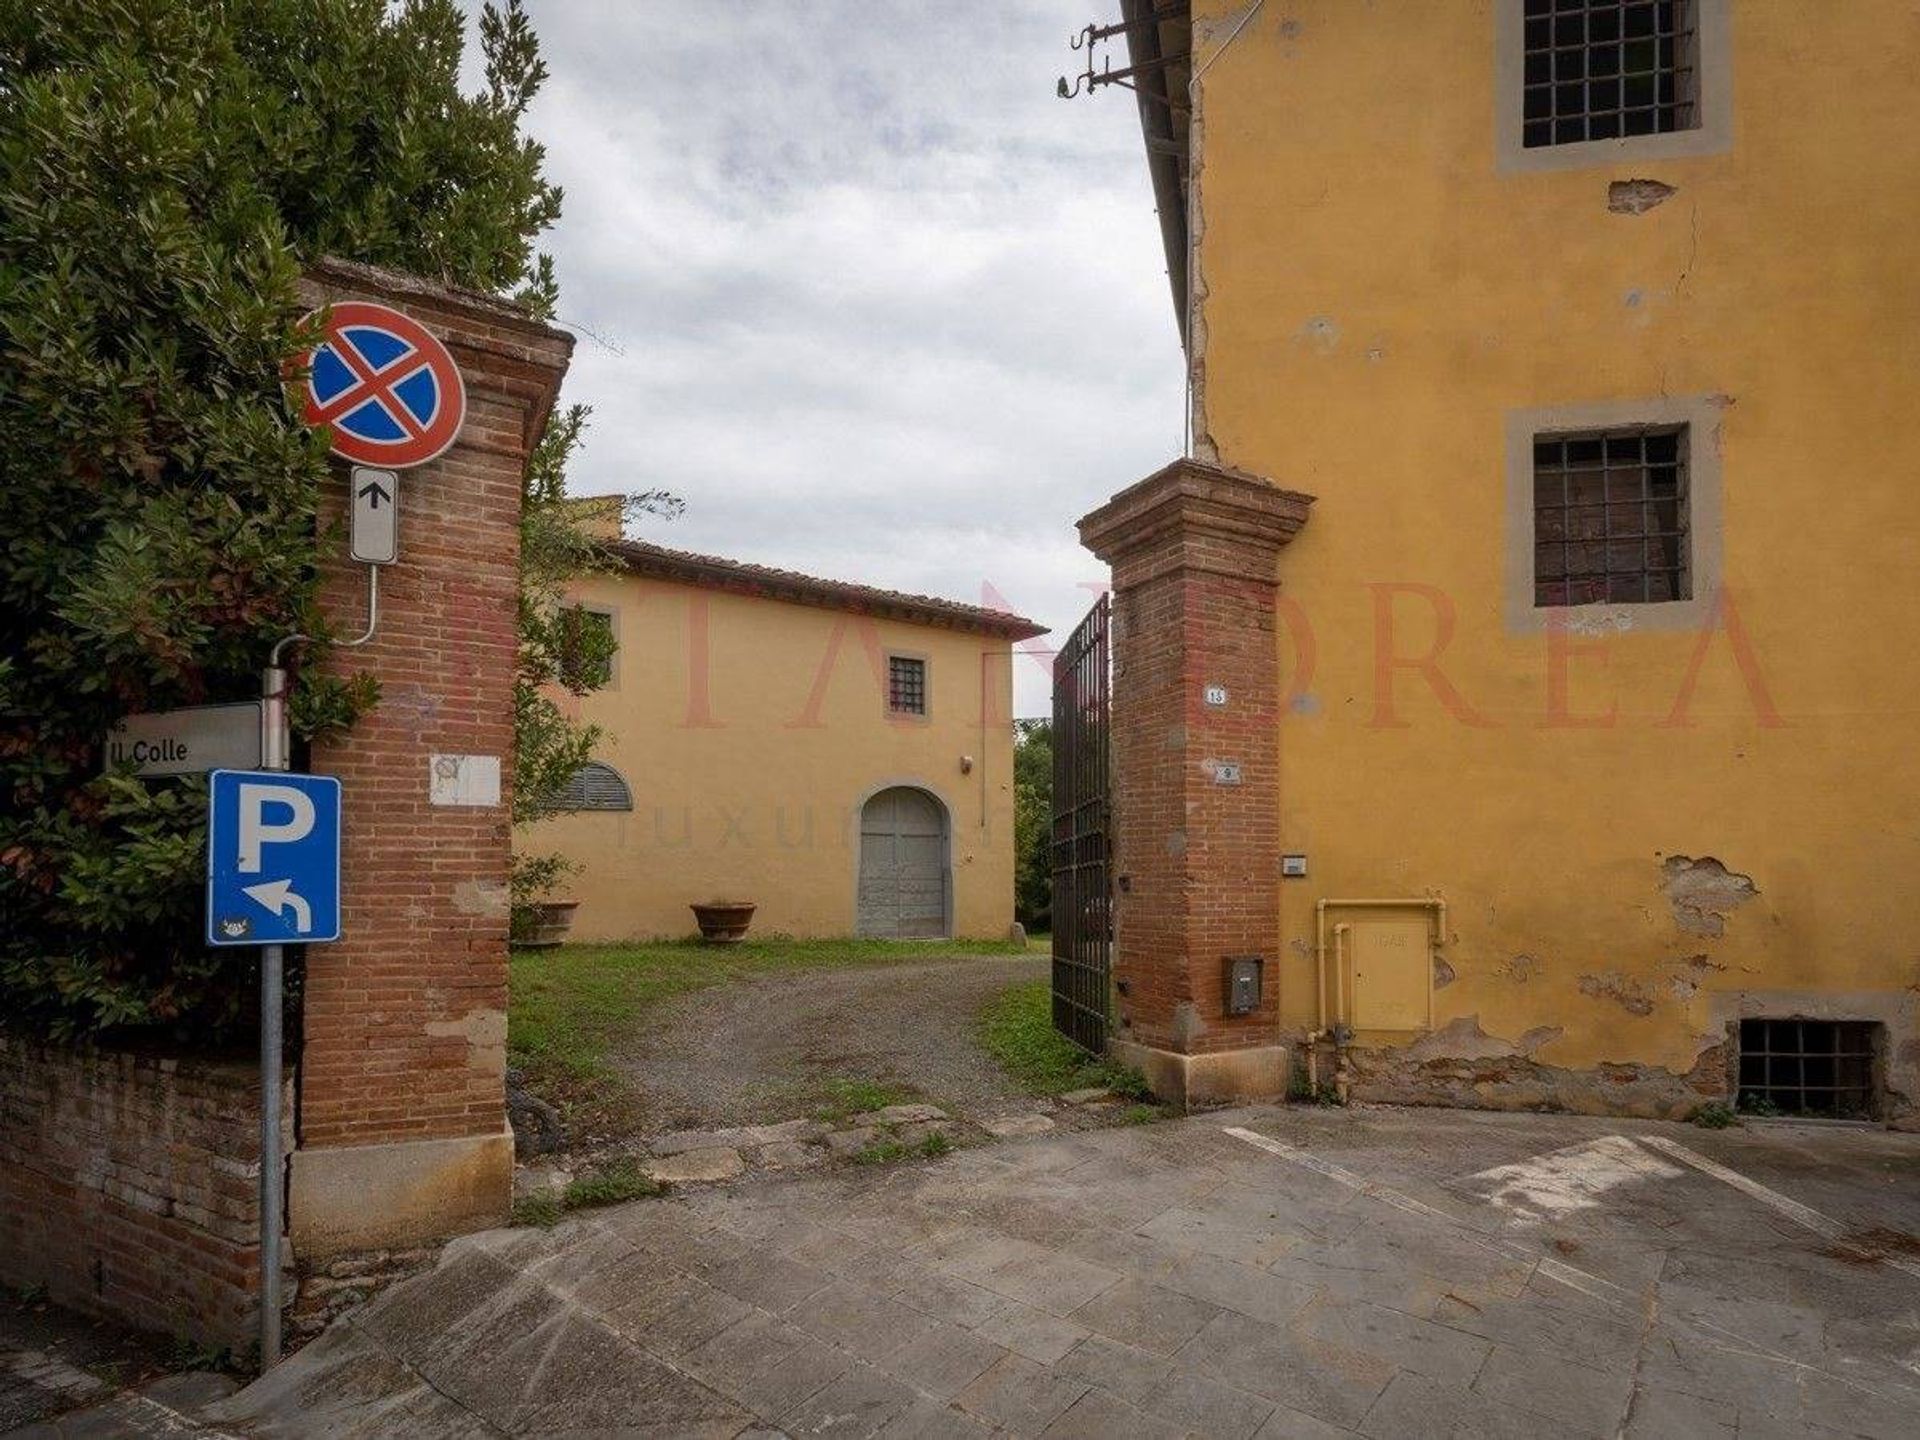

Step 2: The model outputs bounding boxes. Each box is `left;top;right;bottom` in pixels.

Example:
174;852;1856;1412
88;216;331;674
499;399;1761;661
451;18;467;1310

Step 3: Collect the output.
857;787;949;938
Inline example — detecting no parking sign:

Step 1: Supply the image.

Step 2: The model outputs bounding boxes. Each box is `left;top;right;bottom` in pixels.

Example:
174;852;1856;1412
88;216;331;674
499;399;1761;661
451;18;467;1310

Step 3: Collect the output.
300;301;466;468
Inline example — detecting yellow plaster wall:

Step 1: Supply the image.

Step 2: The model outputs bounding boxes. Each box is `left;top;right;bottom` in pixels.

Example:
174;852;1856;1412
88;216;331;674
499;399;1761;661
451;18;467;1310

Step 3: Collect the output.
1191;0;1920;1084
521;572;1020;942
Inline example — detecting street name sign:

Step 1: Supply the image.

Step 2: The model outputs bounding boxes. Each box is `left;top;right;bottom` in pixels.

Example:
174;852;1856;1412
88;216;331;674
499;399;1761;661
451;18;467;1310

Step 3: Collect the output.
300;301;466;469
350;467;400;564
206;770;342;946
106;702;262;777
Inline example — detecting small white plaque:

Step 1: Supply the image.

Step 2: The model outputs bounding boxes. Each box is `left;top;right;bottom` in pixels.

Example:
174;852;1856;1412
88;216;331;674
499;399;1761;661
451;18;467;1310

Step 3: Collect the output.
350;467;400;565
1203;684;1229;707
429;754;500;807
1282;854;1309;877
1211;760;1242;786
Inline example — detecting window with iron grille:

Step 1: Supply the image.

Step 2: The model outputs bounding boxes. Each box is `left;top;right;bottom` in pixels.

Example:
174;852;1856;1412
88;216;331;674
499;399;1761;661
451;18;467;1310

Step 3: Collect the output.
1738;1019;1881;1119
1522;0;1698;149
888;654;927;716
1533;425;1689;607
551;761;632;812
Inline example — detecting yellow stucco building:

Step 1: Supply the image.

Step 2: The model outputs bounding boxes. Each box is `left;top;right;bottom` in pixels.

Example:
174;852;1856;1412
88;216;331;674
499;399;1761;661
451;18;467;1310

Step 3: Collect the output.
527;538;1043;943
1072;1;1918;1120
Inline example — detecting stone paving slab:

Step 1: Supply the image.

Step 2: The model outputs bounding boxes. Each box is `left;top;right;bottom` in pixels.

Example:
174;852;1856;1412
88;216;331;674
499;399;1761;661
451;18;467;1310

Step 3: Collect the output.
202;1105;1920;1438
646;1147;747;1184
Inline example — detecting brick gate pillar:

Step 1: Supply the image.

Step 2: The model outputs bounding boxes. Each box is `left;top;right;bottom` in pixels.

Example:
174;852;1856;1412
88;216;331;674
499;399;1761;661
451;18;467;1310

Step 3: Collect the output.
1079;458;1313;1107
291;259;571;1256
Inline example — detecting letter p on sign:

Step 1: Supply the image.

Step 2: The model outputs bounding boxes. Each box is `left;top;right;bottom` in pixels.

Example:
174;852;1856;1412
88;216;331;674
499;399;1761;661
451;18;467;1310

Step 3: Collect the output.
238;783;316;874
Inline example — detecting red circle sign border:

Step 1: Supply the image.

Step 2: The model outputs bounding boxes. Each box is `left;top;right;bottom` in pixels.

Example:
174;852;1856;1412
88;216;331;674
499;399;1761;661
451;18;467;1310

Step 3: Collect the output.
301;301;468;469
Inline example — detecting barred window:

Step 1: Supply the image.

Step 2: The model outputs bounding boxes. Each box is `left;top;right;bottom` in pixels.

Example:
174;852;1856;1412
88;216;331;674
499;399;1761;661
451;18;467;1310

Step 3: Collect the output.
552;761;632;812
1739;1019;1881;1120
887;655;927;716
1533;426;1689;607
1523;0;1698;149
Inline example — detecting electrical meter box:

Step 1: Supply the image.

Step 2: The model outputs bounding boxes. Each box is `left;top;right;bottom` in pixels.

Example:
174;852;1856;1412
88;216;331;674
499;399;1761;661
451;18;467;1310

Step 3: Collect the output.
1223;955;1263;1016
1347;916;1433;1031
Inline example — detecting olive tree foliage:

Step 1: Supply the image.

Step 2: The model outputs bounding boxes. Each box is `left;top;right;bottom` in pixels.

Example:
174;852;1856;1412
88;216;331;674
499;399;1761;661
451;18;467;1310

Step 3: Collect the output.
0;0;602;1040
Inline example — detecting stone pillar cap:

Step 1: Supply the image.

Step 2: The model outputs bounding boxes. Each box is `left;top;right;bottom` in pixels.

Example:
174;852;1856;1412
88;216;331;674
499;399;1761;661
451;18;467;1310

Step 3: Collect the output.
1078;456;1314;585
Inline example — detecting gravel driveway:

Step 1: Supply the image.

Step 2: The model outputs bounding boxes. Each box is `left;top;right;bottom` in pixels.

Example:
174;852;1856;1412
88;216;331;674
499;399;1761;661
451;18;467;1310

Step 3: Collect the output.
614;953;1047;1133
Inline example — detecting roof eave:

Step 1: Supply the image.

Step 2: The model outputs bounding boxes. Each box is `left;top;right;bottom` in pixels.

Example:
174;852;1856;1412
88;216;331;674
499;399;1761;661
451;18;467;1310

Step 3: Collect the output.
603;541;1048;642
1123;0;1192;349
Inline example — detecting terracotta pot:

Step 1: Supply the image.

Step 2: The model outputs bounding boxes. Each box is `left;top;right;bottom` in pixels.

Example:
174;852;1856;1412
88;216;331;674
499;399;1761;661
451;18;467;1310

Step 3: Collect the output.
691;900;756;944
516;900;579;949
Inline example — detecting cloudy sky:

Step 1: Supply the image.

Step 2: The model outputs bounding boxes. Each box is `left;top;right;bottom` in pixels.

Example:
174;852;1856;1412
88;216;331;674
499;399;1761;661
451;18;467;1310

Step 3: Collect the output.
480;2;1185;717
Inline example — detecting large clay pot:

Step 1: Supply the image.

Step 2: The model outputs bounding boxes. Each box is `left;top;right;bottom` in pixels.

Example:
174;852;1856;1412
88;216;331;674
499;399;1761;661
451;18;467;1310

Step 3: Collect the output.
690;900;756;944
515;900;578;949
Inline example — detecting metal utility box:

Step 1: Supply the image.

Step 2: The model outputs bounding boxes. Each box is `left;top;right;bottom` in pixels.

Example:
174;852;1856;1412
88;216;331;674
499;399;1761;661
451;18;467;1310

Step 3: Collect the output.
1347;917;1433;1031
1223;955;1263;1016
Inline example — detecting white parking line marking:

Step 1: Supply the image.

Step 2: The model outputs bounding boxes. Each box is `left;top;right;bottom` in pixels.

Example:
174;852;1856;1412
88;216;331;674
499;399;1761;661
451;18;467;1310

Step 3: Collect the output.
1220;1125;1913;1398
1637;1134;1920;1280
1223;1125;1631;1307
1458;1134;1685;1223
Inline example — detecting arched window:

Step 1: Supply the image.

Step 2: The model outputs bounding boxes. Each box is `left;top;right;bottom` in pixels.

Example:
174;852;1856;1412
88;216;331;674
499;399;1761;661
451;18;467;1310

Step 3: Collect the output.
552;761;632;812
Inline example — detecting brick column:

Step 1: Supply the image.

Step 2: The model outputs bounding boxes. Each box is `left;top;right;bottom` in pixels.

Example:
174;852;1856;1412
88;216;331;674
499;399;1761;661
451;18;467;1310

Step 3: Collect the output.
1079;458;1313;1106
291;259;571;1255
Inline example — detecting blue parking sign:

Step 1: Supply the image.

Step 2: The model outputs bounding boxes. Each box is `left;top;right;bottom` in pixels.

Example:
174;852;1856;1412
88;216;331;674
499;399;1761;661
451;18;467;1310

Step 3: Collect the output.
207;770;342;946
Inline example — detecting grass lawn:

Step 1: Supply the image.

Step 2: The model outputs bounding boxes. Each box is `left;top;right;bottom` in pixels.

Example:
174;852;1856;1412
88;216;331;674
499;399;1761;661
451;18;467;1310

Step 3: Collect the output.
978;979;1151;1100
509;936;1026;1133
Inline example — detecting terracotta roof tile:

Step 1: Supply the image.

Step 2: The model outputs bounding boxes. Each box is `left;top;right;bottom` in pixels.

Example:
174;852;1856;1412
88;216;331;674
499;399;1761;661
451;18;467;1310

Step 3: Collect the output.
605;539;1048;640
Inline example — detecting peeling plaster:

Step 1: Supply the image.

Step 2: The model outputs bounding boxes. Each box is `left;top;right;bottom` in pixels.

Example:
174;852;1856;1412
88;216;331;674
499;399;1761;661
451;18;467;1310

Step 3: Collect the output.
1566;609;1636;636
1663;954;1724;1003
1433;956;1457;989
1405;1016;1562;1062
1661;855;1758;937
1579;971;1656;1017
1608;178;1677;214
1499;954;1543;983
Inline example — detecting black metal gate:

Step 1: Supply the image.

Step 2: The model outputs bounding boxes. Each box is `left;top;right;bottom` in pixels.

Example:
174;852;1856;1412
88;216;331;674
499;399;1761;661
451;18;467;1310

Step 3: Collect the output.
1051;594;1111;1053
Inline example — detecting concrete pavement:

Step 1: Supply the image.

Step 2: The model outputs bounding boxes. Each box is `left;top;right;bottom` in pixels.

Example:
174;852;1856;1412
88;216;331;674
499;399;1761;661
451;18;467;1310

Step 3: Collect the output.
204;1105;1920;1437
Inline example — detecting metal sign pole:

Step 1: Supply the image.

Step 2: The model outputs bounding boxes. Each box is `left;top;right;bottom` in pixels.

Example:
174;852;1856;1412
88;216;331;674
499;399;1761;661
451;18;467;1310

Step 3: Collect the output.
256;662;291;1369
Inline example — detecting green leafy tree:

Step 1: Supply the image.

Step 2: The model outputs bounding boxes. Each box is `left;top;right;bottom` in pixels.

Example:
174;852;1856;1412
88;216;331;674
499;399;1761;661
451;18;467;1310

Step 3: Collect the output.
1013;719;1053;931
0;0;578;1039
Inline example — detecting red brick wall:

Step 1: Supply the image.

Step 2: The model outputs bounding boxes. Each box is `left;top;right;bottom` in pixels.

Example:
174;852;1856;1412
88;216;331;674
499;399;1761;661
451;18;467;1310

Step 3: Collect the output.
297;260;570;1151
0;1037;290;1349
1081;459;1312;1057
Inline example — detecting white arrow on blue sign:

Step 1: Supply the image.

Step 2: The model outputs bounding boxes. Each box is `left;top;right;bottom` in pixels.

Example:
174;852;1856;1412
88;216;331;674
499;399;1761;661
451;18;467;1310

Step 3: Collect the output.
206;770;342;946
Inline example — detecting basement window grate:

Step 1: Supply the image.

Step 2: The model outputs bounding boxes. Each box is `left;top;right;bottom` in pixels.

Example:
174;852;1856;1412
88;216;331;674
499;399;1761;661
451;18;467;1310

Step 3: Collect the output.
1533;425;1690;607
1523;0;1699;149
1738;1019;1880;1119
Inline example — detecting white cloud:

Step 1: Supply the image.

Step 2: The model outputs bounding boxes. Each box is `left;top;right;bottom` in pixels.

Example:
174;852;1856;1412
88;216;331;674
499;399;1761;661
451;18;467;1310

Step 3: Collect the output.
501;1;1186;714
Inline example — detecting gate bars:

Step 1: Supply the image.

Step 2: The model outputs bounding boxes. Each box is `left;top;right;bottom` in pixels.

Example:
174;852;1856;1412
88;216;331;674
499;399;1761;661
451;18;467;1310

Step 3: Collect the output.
1050;594;1111;1053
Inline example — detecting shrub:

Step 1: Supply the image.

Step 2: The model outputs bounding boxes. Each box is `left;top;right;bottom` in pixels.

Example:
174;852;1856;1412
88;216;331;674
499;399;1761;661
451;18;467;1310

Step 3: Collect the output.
0;0;561;1040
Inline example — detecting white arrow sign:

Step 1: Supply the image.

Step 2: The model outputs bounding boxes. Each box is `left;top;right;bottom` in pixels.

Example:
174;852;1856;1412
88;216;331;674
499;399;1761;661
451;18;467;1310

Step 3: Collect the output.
350;466;399;565
242;878;313;934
